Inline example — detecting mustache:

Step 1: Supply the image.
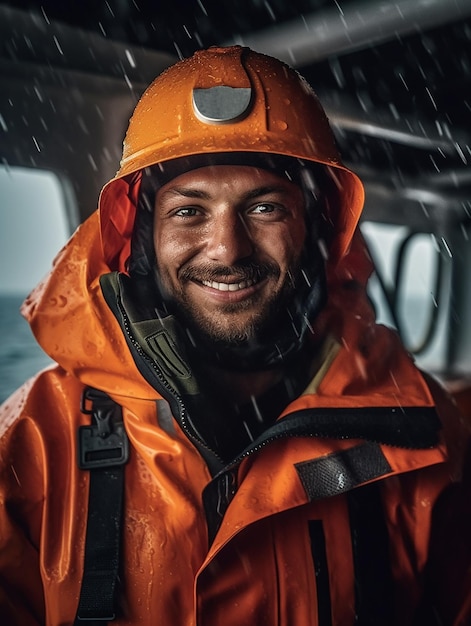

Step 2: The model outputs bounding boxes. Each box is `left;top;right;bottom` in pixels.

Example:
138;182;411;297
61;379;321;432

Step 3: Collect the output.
179;261;280;283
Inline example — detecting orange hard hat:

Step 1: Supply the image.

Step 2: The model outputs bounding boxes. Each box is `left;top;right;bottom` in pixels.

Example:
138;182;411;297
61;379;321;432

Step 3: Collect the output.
99;46;364;269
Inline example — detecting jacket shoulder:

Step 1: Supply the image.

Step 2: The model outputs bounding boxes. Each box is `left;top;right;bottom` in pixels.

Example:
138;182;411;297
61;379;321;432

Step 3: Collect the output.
0;366;85;440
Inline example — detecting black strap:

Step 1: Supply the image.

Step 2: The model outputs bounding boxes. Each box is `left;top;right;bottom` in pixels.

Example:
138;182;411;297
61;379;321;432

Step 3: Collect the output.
235;405;442;457
308;520;332;626
75;388;129;624
347;483;394;626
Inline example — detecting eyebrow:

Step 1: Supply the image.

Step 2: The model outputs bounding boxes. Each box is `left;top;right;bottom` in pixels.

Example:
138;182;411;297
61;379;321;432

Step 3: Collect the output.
160;184;294;202
161;187;212;200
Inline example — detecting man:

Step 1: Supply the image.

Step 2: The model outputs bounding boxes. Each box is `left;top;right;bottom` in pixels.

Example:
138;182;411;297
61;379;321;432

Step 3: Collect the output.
0;45;469;625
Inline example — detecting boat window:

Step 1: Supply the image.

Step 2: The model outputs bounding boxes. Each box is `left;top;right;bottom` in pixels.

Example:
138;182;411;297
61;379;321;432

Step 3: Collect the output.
361;220;449;372
0;165;71;403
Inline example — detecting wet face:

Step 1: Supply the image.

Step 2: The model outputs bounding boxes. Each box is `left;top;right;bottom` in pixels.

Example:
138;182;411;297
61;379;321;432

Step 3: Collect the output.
153;164;306;345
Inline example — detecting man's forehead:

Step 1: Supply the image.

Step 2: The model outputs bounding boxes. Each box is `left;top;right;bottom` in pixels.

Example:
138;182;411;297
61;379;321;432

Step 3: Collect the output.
156;165;304;206
141;152;322;192
158;163;301;187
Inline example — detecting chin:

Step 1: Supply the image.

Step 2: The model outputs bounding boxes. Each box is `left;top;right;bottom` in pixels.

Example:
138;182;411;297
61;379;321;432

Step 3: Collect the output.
200;320;258;345
196;307;284;346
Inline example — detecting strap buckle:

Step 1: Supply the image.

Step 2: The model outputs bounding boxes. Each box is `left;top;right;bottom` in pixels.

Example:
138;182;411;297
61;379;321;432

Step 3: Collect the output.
78;388;129;470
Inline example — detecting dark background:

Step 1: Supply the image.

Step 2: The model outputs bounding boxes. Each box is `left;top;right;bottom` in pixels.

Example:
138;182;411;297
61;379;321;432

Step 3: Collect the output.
2;0;470;232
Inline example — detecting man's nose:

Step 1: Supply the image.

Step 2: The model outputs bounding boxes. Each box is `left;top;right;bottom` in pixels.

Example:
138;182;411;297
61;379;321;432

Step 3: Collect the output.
205;213;254;264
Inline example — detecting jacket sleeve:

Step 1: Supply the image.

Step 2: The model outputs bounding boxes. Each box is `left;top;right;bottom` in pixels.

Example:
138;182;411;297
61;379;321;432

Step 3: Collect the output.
419;373;471;625
0;382;47;625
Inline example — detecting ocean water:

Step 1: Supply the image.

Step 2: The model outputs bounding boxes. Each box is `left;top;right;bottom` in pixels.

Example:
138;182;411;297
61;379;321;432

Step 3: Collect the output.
0;293;53;404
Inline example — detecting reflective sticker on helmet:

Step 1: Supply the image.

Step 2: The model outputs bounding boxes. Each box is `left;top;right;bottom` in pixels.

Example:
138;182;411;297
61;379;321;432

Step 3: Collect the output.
192;86;252;124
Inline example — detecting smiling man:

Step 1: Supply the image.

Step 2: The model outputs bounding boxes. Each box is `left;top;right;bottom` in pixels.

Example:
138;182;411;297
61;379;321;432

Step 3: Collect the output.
153;165;307;343
0;46;470;626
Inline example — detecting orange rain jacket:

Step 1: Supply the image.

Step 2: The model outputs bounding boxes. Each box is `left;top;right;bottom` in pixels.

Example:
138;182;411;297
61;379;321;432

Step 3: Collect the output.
0;198;470;625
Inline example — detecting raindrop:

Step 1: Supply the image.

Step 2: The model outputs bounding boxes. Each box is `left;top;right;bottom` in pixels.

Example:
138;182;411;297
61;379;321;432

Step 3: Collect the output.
250;395;263;423
125;49;136;68
33;86;43;103
183;25;192;40
242;421;254;441
23;35;34;53
388;103;399;120
425;87;437;111
10;465;21;487
196;0;208;16
40;6;50;24
397;72;409;91
356;92;371;113
104;0;115;17
52;35;64;56
185;327;197;348
287;49;296;65
429;155;440;173
264;1;276;21
173;42;184;60
329;58;345;89
454;143;468;164
87;154;98;171
442;122;452;140
389;370;400;392
318;239;329;261
419;202;429;218
333;0;344;16
78;116;89;135
123;73;133;90
301;269;311;288
440;237;453;258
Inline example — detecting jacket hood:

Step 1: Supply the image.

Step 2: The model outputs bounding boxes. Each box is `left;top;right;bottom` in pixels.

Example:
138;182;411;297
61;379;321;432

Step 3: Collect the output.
22;212;160;400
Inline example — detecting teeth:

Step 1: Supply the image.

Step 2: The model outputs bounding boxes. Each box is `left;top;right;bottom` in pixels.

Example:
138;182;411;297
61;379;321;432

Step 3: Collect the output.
201;279;255;291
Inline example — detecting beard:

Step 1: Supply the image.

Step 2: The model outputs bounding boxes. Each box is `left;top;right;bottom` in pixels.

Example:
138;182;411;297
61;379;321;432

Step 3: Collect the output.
158;259;302;349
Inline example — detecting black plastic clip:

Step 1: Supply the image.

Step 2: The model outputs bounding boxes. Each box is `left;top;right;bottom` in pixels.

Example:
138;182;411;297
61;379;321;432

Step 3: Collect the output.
78;388;129;470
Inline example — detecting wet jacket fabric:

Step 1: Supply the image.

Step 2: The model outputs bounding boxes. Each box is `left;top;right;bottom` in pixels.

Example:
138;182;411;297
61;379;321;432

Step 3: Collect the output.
0;204;470;625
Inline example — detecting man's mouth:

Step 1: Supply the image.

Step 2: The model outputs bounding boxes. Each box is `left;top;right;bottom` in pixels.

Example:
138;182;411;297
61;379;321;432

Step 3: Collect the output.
180;262;279;296
200;278;256;292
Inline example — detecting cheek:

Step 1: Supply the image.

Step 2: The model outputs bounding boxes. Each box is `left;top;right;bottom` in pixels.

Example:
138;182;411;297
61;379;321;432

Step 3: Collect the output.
263;222;306;265
154;226;203;276
154;225;181;262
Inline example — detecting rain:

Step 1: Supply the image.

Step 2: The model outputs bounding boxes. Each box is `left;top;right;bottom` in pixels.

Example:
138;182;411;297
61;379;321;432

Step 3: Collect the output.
0;0;468;433
0;3;471;623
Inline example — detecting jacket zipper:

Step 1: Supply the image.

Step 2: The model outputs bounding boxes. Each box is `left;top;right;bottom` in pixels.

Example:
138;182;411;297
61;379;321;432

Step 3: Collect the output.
116;297;226;466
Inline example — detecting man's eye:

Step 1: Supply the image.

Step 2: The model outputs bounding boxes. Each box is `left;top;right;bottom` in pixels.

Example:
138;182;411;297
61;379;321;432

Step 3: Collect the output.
174;207;200;217
250;203;277;215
